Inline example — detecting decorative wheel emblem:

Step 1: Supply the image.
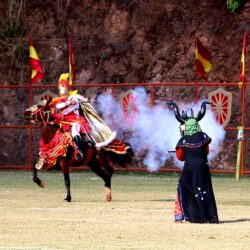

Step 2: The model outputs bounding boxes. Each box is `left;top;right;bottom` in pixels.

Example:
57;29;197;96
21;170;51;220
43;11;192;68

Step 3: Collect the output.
208;88;232;127
120;90;138;128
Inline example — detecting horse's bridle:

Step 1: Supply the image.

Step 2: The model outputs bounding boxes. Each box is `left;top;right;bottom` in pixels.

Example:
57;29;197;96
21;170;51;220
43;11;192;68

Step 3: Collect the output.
31;105;53;125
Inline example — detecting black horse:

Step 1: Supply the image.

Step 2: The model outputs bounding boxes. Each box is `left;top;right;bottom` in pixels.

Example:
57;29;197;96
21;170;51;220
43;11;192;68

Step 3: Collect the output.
25;98;133;202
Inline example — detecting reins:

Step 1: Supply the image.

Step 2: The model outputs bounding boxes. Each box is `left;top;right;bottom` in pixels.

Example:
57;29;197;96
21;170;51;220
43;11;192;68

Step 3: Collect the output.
32;105;52;125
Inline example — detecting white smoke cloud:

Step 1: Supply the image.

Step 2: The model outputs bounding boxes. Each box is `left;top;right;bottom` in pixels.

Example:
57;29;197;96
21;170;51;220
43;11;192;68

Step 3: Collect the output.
96;87;226;172
199;107;226;162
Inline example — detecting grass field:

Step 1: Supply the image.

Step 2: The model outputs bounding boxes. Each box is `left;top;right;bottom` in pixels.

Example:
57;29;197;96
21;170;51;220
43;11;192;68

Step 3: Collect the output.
0;171;250;250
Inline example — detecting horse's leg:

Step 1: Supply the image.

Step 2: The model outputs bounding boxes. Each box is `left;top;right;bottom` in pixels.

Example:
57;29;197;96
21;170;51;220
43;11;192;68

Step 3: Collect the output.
32;163;45;188
88;155;112;202
102;156;115;202
58;158;71;202
105;157;115;177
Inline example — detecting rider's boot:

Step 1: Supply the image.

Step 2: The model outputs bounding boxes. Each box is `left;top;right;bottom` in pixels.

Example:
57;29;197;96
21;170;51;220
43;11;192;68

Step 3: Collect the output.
73;135;85;160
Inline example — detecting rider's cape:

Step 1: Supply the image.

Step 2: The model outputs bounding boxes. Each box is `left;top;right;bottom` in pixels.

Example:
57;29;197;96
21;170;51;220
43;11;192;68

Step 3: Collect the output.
80;102;116;147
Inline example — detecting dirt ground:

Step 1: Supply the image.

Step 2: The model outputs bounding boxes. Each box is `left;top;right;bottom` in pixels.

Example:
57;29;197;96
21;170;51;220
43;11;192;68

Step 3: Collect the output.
0;171;250;250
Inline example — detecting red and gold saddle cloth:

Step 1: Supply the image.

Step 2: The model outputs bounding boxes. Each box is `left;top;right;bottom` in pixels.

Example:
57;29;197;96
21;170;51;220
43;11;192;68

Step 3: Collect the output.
38;130;72;169
101;139;130;154
37;133;130;170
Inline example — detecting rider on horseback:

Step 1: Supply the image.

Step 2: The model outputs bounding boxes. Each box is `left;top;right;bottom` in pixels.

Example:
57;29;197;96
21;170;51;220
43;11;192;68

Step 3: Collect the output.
49;73;90;160
32;73;118;170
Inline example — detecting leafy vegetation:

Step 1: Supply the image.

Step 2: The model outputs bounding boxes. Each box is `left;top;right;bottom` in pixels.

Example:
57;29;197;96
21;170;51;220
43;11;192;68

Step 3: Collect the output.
1;0;26;38
1;19;25;38
227;0;246;13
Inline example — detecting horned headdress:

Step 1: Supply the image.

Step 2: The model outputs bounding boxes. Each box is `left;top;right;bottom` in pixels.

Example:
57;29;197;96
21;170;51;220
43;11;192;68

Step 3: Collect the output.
166;101;210;136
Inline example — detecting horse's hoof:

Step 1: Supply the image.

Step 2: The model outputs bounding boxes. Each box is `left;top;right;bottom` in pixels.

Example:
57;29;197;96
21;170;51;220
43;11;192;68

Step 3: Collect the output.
104;187;112;202
35;159;44;170
64;196;72;202
40;181;45;188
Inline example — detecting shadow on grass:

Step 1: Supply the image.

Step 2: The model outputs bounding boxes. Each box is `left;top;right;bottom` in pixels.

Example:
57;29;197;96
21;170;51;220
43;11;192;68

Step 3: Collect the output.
150;199;175;202
72;199;175;203
219;218;250;223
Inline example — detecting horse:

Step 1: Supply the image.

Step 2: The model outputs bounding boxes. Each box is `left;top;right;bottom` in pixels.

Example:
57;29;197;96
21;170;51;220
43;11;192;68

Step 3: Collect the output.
24;98;133;202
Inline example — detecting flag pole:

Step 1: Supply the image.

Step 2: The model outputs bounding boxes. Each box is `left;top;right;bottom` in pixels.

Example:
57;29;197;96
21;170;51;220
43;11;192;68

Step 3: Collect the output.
195;35;212;103
236;126;244;180
195;35;199;103
68;34;75;87
28;79;33;170
28;37;33;170
28;37;44;170
236;33;247;180
195;76;199;103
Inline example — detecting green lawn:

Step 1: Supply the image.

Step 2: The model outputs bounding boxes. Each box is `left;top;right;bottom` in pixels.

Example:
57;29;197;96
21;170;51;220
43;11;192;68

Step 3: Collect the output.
0;171;250;249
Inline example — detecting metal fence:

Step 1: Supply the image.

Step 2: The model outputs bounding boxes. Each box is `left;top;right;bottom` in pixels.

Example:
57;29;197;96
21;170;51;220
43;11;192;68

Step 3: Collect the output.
0;82;249;175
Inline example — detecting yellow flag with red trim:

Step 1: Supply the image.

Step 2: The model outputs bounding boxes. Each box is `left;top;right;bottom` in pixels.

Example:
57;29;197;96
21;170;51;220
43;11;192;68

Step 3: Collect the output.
29;37;44;84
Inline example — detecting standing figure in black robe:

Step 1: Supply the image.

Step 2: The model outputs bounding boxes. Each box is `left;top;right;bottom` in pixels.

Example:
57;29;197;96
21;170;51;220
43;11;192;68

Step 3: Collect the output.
166;101;219;223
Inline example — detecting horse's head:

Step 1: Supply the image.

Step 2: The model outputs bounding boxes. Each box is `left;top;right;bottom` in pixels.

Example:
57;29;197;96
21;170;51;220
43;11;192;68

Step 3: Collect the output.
25;98;53;124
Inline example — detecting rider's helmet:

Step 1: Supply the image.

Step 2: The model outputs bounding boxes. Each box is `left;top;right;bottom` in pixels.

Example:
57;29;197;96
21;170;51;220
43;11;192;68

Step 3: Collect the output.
58;73;71;96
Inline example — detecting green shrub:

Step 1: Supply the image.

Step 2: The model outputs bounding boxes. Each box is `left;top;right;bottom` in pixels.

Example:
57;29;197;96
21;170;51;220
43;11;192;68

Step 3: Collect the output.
227;0;246;13
1;19;26;38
